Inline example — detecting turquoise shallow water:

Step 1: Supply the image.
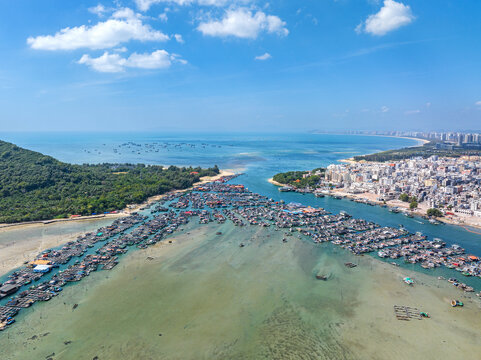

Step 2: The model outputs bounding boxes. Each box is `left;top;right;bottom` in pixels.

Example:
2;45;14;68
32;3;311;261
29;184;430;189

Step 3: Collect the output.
0;222;365;359
1;218;481;359
2;132;480;257
1;132;481;358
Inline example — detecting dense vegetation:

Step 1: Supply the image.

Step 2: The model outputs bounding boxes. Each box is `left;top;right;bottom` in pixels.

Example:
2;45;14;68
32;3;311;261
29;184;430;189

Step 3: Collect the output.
273;168;325;188
0;140;219;223
427;208;444;217
399;193;417;203
353;142;481;162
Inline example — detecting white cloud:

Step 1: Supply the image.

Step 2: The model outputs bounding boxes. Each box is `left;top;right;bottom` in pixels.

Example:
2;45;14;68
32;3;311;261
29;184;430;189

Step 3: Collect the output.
127;50;173;68
78;52;126;72
135;0;230;11
89;4;108;16
174;34;184;43
78;49;184;72
425;102;431;108
159;12;168;22
27;8;169;51
255;52;271;60
357;0;414;36
381;106;390;113
198;8;288;39
475;101;481;106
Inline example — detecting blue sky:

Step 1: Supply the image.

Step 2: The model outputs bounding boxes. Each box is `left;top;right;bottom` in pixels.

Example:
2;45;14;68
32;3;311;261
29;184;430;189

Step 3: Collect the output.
0;0;480;132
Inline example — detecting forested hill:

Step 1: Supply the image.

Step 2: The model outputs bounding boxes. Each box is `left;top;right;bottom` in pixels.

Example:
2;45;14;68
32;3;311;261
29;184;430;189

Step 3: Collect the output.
0;140;219;223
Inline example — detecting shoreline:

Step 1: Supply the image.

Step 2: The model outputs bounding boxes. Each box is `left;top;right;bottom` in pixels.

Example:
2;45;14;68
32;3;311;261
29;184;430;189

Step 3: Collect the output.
267;177;284;187
2;182;481;359
0;169;235;231
267;178;481;231
338;136;430;164
0;214;122;230
267;137;481;231
329;189;481;231
0;169;235;277
360;134;429;146
313;132;429;147
123;169;235;215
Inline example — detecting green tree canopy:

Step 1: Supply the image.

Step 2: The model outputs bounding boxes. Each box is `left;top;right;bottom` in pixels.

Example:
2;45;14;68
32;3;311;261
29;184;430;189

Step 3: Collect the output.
427;208;443;217
0;140;219;223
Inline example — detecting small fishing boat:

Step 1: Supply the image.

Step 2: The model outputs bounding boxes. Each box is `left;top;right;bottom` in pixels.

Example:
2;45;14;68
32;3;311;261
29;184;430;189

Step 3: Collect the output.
451;300;463;307
316;273;330;281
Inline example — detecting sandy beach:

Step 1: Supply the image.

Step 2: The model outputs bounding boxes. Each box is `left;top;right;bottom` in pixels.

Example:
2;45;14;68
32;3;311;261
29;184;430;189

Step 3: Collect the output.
124;169;235;214
267;177;284;187
0;218;116;277
338;136;429;164
0;169;235;277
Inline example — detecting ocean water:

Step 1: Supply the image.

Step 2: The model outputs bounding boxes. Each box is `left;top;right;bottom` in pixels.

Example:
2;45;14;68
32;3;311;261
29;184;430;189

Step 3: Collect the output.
0;132;415;170
1;132;481;359
2;132;481;257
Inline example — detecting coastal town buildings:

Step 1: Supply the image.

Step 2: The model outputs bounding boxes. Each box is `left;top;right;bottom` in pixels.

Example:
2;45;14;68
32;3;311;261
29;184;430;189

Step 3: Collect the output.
341;130;481;145
323;156;481;219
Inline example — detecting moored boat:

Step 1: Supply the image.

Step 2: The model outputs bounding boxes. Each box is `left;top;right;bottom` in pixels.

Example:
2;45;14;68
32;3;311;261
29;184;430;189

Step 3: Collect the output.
315;272;330;281
451;300;464;307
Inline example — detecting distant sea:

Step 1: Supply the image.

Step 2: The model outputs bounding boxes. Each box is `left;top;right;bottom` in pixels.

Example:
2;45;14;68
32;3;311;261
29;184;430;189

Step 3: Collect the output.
1;131;417;174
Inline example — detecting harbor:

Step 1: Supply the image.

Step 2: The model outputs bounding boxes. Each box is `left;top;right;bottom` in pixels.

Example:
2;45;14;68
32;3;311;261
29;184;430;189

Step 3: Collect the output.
0;196;480;359
1;135;481;359
2;175;481;336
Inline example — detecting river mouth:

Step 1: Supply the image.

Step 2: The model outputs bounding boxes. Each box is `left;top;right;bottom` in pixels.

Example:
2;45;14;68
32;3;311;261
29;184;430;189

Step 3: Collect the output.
2;221;481;360
1;133;481;359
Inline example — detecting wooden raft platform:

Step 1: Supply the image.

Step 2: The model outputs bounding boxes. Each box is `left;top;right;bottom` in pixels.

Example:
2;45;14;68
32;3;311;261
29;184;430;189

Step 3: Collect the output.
393;305;422;320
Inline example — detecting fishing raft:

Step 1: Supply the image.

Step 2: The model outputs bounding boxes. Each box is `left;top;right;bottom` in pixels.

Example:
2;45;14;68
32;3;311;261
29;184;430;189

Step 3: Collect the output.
393;305;423;320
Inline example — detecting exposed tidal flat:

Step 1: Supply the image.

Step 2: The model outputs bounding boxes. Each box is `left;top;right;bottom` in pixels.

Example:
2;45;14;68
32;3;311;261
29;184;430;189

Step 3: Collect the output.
1;220;481;360
0;219;115;277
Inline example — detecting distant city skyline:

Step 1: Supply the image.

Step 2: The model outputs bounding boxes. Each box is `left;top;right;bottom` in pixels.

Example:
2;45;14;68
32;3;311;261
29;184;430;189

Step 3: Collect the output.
1;1;480;132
